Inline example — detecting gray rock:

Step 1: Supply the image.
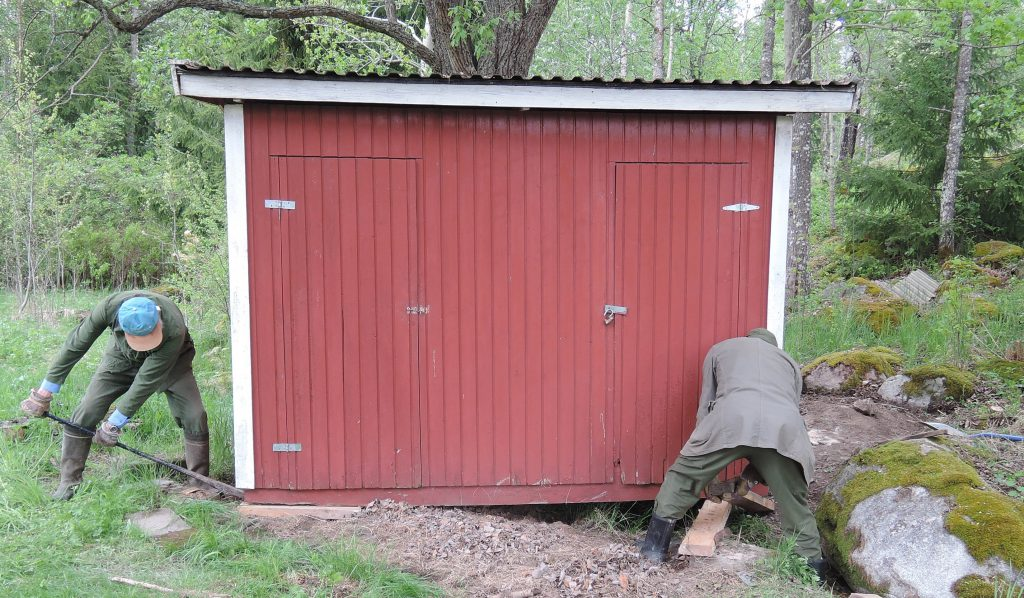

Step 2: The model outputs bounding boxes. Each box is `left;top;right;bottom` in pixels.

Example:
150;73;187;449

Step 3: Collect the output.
804;363;856;393
877;375;945;410
849;487;1013;598
127;507;194;543
819;439;1021;598
852;398;876;416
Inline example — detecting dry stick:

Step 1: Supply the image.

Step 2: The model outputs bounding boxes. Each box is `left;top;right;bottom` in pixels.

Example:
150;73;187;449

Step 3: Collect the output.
109;577;229;598
109;577;177;594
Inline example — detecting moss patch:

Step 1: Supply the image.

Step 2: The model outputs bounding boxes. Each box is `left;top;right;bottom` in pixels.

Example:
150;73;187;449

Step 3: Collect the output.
853;298;914;333
953;575;996;598
977;358;1024;383
816;441;1024;597
802;347;903;391
849;276;893;298
967;297;999;318
903;364;976;401
941;258;1006;288
974;241;1024;266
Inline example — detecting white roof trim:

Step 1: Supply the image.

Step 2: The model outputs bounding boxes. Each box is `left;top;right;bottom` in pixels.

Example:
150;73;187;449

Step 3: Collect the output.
176;71;856;113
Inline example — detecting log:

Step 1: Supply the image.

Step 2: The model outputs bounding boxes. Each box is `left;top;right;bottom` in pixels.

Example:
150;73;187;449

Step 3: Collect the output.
109;577;177;594
678;499;732;557
238;503;360;520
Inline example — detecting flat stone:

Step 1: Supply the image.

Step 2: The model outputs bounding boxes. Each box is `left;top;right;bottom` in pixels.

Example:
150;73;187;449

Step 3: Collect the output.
853;398;876;416
127;508;194;543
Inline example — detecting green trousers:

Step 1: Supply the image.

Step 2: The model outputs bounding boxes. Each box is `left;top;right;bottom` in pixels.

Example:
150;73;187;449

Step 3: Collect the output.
653;445;822;560
71;341;209;440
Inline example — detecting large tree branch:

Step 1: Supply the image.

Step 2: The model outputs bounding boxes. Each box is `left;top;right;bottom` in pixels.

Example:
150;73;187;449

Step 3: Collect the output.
77;0;440;70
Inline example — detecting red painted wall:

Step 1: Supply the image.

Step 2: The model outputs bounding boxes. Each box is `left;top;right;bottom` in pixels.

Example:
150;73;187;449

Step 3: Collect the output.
243;104;775;505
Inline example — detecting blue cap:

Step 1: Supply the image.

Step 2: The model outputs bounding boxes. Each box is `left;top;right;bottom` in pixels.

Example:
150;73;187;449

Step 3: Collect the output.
118;297;160;336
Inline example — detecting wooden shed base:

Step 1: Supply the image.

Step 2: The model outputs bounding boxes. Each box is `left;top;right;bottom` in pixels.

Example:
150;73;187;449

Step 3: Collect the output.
244;484;662;507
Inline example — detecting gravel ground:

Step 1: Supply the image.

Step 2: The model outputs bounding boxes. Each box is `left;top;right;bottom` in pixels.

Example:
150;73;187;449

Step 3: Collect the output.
241;391;933;597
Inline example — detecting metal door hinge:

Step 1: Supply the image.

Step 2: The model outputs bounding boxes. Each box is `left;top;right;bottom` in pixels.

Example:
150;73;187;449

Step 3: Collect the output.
722;203;760;212
264;199;296;210
406;305;430;315
272;443;302;452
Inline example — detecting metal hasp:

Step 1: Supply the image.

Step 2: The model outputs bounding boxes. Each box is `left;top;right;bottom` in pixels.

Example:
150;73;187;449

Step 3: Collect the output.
604;304;628;325
264;199;296;210
406;306;430;315
272;443;302;452
721;203;760;212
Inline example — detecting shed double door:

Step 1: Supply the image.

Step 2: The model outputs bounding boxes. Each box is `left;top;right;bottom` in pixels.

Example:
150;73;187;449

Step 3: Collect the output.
250;156;764;492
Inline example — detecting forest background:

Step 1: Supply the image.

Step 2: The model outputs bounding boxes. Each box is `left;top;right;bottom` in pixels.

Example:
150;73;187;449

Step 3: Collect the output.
2;0;1023;321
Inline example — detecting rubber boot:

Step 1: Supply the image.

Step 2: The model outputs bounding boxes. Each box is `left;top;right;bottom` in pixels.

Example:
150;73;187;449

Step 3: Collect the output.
807;557;828;584
52;430;92;500
184;433;210;485
640;515;677;563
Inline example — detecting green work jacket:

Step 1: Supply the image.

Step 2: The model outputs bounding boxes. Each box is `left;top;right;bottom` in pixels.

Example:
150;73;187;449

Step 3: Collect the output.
45;291;189;416
681;336;815;484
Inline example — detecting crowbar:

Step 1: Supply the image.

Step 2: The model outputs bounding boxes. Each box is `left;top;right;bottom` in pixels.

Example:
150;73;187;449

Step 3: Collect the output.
44;412;244;499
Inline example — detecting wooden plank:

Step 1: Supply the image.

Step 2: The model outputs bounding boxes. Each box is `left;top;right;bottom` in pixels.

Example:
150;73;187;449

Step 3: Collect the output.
726;491;776;514
238;503;360;520
678;499;732;557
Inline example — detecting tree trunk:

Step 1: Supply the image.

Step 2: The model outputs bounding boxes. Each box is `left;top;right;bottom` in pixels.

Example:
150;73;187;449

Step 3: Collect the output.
619;1;634;78
784;0;813;298
938;10;973;257
760;1;775;82
653;0;665;79
667;22;675;78
126;7;140;155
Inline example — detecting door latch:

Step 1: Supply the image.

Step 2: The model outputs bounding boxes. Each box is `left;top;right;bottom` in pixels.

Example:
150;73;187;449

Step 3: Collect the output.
603;304;628;325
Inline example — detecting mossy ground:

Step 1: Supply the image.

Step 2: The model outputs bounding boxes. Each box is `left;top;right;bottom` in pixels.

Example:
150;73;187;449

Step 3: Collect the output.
816;440;1024;597
903;364;976;401
802;347;903;391
853;298;914;333
978;358;1024;383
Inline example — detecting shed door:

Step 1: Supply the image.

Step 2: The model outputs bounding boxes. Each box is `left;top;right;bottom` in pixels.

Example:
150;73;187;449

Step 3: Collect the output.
251;156;421;490
613;162;757;485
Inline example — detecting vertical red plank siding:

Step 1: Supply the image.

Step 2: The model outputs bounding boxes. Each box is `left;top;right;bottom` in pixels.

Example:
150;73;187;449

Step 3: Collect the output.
244;104;778;504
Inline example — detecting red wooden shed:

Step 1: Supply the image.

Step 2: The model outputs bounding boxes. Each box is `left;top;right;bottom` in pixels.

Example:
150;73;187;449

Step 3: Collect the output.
173;64;856;506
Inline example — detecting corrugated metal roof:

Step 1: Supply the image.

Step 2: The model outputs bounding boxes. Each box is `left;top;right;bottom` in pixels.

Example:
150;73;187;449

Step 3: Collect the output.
172;60;856;90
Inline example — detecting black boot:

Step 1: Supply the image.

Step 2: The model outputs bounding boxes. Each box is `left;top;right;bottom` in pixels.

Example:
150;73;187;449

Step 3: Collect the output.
640;515;677;563
184;433;210;485
807;557;828;584
52;430;92;500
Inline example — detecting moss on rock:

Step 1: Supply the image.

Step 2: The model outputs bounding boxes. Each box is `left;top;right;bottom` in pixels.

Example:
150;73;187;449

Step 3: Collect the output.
975;241;1024;266
853;298;914;333
802;347;903;391
816;440;1024;597
953;575;995;598
941;257;1006;288
967;297;999;319
903;364;976;402
849;276;893;298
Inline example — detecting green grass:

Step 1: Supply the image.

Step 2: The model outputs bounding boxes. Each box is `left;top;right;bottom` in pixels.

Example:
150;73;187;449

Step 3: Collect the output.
786;278;1024;370
0;291;441;597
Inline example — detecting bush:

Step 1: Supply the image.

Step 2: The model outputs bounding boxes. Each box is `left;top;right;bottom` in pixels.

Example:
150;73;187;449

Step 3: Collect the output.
61;222;171;288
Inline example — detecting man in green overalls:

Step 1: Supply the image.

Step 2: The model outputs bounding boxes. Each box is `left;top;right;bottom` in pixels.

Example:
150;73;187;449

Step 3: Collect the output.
21;291;209;500
639;328;825;578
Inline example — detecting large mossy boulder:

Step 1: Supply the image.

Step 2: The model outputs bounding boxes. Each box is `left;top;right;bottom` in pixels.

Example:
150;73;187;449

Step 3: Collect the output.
877;364;976;411
974;241;1024;266
802;347;903;393
817;440;1024;598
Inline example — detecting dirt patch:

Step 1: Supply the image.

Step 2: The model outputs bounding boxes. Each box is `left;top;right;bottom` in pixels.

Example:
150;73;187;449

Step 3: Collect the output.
801;389;927;504
244;395;930;597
